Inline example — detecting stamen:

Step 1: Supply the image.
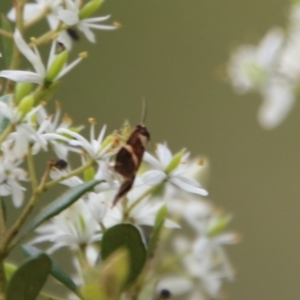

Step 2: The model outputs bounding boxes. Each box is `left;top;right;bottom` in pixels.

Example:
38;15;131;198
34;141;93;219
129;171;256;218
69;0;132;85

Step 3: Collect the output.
88;118;96;124
79;52;88;59
114;22;122;28
30;37;38;44
198;157;205;166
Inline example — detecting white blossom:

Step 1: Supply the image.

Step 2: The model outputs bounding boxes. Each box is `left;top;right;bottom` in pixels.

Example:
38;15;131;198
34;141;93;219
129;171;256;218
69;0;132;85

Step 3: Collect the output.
0;144;27;207
0;30;84;85
141;143;208;196
29;199;102;254
57;0;117;43
58;123;110;159
228;28;284;94
0;100;48;159
103;186;179;229
7;0;63;24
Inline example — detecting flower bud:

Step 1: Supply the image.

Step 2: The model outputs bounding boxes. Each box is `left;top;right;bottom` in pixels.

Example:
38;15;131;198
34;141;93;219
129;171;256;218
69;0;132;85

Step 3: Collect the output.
208;214;232;237
15;82;33;104
84;166;95;181
165;149;185;174
17;95;34;117
45;50;69;83
79;0;103;19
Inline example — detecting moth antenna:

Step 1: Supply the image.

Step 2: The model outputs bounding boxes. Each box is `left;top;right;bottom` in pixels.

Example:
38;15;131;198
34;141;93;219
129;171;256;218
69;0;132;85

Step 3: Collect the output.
140;97;147;125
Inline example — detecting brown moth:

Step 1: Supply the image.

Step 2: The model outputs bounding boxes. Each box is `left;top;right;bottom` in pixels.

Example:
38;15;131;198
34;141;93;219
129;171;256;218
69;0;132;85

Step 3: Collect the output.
112;100;150;206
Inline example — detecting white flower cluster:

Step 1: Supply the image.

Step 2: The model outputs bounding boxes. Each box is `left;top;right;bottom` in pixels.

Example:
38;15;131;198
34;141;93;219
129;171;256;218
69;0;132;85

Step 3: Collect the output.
227;2;300;129
0;1;238;299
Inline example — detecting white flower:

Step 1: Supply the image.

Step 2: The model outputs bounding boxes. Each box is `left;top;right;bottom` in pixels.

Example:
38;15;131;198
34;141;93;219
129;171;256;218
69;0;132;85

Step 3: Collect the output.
8;0;72;50
103;186;179;229
7;0;63;24
141;144;208;196
0;145;27;207
57;0;117;43
227;28;284;93
258;79;295;129
158;202;238;299
57;123;111;161
32;105;74;159
0;30;85;85
0;100;48;159
86;192;108;223
29;199;102;254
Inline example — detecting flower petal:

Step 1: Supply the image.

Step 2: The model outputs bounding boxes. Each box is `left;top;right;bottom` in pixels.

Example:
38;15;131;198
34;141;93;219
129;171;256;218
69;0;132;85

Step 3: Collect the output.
0;70;43;84
140;170;166;186
58;10;79;25
171;177;208;196
14;30;45;77
259;81;295;129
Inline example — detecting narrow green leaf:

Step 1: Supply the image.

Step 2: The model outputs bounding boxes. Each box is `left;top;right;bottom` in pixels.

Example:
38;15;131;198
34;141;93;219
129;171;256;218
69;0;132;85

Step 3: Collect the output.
22;179;101;236
0;94;12;134
22;245;78;295
6;254;51;300
147;205;167;259
1;14;13;68
101;223;147;289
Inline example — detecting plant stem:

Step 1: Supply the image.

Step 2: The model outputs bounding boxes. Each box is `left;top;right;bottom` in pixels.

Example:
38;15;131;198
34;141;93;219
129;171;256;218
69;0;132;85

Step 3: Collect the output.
0;198;6;243
43;159;94;191
0;29;13;39
27;146;38;192
5;159;96;252
4;0;25;94
3;192;40;252
31;23;68;47
0;124;14;146
0;257;7;299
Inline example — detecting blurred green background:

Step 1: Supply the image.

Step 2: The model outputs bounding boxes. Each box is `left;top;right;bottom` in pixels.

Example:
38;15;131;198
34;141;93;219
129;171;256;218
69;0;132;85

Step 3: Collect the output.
1;0;300;299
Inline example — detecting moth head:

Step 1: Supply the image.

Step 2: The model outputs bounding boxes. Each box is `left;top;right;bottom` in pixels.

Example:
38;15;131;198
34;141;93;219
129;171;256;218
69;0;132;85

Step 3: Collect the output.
136;124;150;146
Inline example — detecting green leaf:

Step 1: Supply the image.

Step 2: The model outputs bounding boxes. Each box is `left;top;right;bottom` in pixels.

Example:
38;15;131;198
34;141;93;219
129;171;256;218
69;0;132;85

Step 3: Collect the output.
1;14;13;68
0;94;12;134
147;205;167;259
101;223;147;289
6;254;51;300
4;263;17;281
22;179;101;237
22;245;78;295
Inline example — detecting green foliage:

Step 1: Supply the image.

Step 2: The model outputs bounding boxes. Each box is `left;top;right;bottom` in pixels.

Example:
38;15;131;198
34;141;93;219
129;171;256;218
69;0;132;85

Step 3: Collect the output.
22;245;78;295
6;254;51;300
4;263;17;281
101;223;147;288
22;179;101;237
1;14;13;68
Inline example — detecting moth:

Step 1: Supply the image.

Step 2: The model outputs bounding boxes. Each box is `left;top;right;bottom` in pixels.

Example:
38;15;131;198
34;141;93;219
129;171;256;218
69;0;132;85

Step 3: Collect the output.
112;100;150;206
